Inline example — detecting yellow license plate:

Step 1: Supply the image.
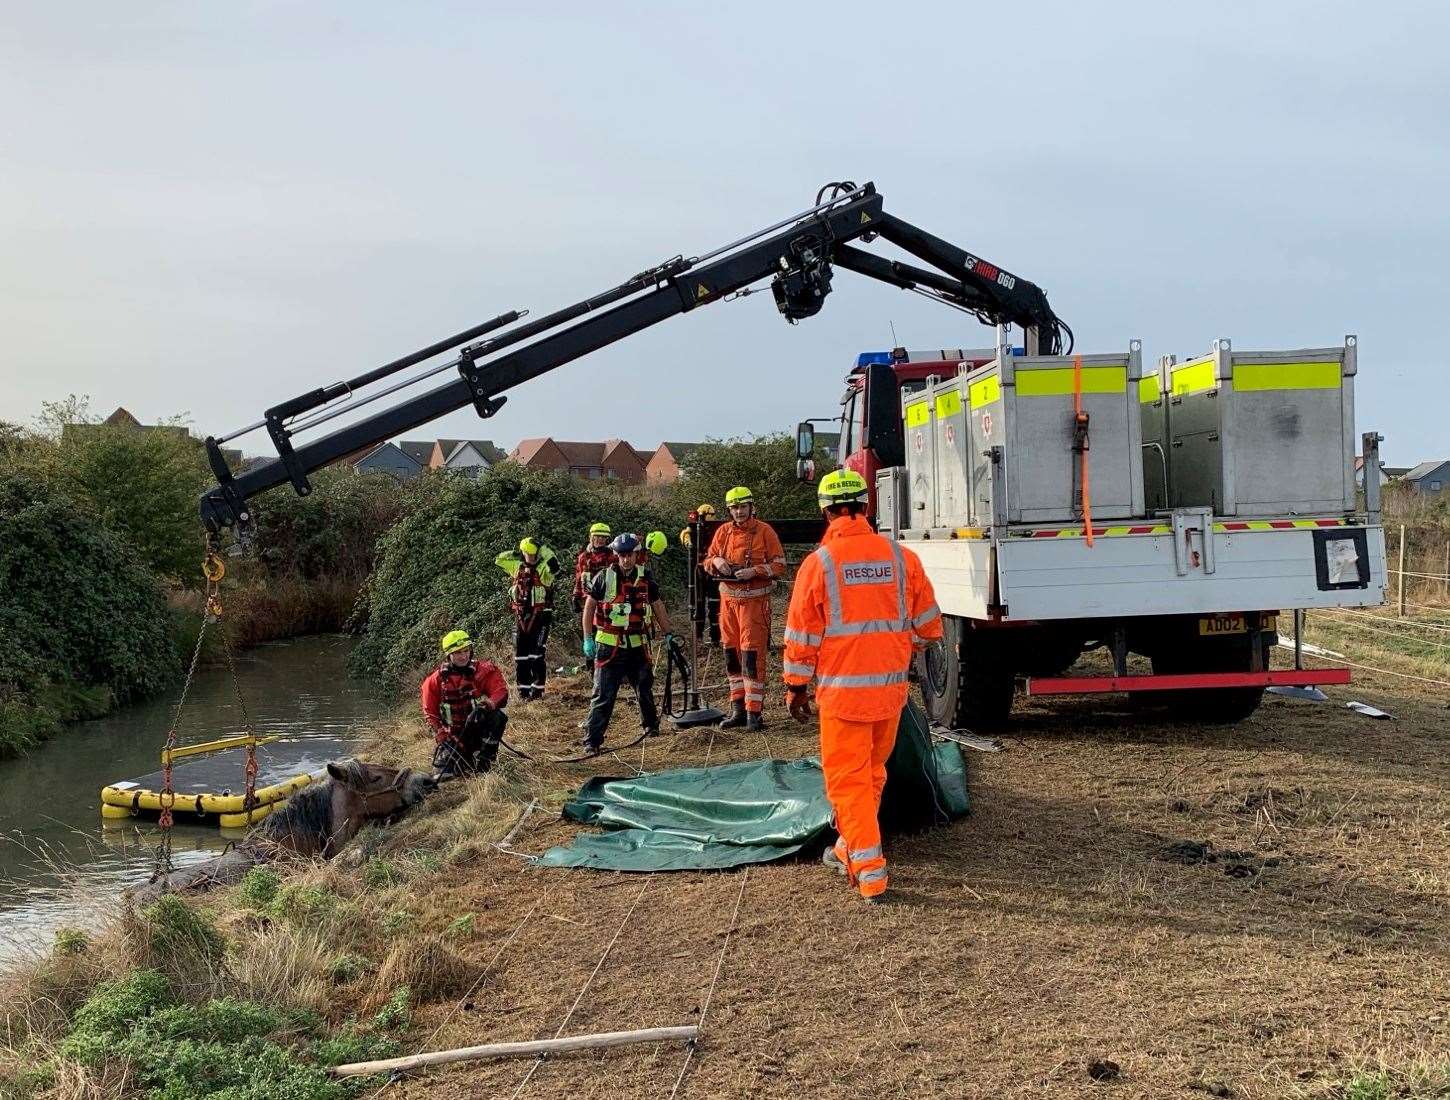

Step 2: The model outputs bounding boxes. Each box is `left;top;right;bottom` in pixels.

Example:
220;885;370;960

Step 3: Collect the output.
1199;614;1247;636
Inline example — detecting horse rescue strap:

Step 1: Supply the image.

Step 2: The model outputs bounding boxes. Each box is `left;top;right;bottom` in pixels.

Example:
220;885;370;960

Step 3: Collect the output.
1072;354;1093;547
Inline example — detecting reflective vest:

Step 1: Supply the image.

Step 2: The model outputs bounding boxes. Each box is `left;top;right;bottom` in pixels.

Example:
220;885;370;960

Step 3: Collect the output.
705;518;786;601
782;515;943;721
574;546;614;601
436;662;481;735
592;565;654;648
496;548;556;611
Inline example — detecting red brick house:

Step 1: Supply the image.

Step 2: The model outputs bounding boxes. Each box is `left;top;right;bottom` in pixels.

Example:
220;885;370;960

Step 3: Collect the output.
510;438;650;484
645;441;700;484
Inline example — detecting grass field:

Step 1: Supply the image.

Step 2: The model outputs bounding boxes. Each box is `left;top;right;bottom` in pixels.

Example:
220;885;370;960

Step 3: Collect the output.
5;628;1447;1099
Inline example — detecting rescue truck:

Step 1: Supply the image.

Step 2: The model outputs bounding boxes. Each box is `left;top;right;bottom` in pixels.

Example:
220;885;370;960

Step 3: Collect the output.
794;333;1386;726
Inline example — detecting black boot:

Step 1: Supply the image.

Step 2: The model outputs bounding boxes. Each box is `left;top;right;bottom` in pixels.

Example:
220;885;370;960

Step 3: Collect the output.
746;712;765;732
718;702;747;729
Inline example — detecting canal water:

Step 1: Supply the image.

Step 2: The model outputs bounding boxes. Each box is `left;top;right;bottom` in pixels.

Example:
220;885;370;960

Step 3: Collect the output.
0;635;387;966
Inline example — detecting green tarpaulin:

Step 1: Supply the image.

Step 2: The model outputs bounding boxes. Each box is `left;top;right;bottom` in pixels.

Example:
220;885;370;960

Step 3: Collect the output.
536;701;968;872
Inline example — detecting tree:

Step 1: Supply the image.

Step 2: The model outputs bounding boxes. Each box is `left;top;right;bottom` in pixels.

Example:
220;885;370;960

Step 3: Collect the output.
667;432;836;520
34;396;213;583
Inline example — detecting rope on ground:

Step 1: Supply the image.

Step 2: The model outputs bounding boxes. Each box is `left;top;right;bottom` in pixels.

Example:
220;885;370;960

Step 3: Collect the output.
509;877;653;1099
1312;610;1450;651
1322;607;1450;633
365;898;542;1099
668;866;750;1100
1386;567;1450;581
1298;650;1450;688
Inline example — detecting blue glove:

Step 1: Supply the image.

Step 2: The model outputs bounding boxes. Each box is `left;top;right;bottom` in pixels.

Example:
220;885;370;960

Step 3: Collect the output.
583;637;597;659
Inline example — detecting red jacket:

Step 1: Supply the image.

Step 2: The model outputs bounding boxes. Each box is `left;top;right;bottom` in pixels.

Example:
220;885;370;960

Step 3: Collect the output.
420;660;508;742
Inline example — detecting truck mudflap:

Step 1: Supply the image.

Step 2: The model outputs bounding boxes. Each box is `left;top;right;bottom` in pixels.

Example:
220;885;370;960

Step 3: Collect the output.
1024;667;1351;696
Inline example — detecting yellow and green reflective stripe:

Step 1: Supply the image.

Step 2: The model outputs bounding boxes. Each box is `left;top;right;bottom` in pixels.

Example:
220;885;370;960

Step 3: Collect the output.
1016;365;1127;397
935;389;963;419
1233;361;1341;392
969;375;1001;409
1171;357;1217;396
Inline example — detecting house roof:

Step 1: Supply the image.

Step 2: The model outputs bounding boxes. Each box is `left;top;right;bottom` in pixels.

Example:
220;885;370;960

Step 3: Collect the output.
656;441;700;462
398;440;435;465
359;442;422;468
104;407;142;428
1403;461;1450;481
436;438;507;464
1383;466;1411;478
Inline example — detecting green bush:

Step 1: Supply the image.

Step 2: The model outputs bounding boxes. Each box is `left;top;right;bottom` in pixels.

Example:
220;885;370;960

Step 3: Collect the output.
0;472;179;756
143;895;227;967
352;465;680;686
38;398;213;583
666;432;836;520
238;866;282;909
59;971;392;1099
247;467;414;583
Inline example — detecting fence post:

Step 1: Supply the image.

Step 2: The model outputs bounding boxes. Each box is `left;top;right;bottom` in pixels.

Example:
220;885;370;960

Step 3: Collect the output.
1443;539;1448;600
1397;524;1406;617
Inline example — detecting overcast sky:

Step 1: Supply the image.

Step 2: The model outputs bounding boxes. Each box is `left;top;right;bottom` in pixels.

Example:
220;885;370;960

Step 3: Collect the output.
2;2;1445;467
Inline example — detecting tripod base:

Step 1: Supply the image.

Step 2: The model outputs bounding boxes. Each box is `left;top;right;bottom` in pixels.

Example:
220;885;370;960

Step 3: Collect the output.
672;707;726;730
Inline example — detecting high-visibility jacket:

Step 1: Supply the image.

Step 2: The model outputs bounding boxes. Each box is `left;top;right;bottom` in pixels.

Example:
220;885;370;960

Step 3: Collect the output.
421;659;508;743
782;515;942;721
496;547;558;611
573;546;614;606
589;564;658;648
704;518;786;601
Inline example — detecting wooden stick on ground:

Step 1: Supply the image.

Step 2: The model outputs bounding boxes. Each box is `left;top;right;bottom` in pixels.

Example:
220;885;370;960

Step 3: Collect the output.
496;797;538;849
332;1025;699;1077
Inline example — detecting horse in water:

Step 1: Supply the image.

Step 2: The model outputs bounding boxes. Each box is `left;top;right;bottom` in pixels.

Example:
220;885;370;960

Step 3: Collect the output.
130;759;436;902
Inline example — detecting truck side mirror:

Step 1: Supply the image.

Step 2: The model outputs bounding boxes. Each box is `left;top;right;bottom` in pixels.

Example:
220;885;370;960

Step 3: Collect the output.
795;421;815;460
796;458;816;483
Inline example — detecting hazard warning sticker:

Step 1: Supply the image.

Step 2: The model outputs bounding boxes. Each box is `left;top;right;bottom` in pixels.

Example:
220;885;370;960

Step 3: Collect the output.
981;411;994;438
913;430;924;455
944;422;956;446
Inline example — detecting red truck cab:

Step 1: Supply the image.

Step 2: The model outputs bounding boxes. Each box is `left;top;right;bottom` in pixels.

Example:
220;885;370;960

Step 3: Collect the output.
833;347;1000;516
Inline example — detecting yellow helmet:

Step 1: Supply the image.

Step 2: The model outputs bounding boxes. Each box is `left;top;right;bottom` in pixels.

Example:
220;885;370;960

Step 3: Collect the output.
817;469;869;509
644;531;668;555
696;503;717;517
588;522;611;537
440;629;472;654
724;486;754;507
519;536;539;555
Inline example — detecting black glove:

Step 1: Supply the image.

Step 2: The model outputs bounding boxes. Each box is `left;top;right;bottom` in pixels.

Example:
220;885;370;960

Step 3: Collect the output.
785;685;813;724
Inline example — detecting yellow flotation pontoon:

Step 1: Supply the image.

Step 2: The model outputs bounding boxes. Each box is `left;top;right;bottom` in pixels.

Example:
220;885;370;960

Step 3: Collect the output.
101;733;352;830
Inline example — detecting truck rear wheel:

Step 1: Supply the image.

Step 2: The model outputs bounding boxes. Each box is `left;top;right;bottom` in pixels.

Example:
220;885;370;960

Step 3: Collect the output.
919;616;1014;730
1150;636;1264;724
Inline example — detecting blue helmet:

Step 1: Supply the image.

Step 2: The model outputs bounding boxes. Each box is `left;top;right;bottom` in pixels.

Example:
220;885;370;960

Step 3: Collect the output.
610;532;640;554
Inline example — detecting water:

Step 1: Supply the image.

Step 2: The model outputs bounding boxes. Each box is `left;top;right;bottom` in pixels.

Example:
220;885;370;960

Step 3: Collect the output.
0;634;387;967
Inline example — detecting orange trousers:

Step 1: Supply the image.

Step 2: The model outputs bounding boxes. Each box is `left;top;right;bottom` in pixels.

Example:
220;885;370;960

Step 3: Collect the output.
719;595;771;714
819;712;897;897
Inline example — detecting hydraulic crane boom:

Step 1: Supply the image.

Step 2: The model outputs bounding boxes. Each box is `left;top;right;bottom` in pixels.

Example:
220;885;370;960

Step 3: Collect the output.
199;181;1069;532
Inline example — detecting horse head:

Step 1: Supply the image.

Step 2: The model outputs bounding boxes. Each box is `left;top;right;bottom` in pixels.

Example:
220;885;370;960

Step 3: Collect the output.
325;759;437;821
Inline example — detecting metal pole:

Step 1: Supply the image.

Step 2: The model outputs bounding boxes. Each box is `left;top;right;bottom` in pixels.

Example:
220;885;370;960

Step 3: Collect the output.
1443;540;1448;600
1293;609;1304;670
1397;524;1407;616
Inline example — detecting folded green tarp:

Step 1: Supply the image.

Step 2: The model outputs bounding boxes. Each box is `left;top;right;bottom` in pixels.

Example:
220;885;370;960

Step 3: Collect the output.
536;701;968;872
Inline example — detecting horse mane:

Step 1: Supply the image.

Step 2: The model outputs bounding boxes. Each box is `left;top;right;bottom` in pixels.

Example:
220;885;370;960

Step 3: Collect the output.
256;779;337;851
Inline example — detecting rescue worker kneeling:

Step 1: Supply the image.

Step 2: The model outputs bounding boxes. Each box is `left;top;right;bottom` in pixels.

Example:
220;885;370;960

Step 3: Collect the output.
580;533;673;753
782;470;943;902
421;630;510;778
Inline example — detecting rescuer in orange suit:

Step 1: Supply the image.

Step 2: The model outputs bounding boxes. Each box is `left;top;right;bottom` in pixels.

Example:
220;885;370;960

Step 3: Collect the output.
782;469;942;903
703;486;786;731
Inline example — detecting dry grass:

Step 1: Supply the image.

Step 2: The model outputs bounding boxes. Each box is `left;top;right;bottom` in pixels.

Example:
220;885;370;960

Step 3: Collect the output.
4;636;1446;1099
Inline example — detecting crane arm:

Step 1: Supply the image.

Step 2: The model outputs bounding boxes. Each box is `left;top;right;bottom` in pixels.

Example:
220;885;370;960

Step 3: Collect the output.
199;182;1066;531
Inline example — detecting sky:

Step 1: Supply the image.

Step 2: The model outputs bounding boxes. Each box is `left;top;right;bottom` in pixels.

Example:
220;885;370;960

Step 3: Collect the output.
2;2;1446;468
